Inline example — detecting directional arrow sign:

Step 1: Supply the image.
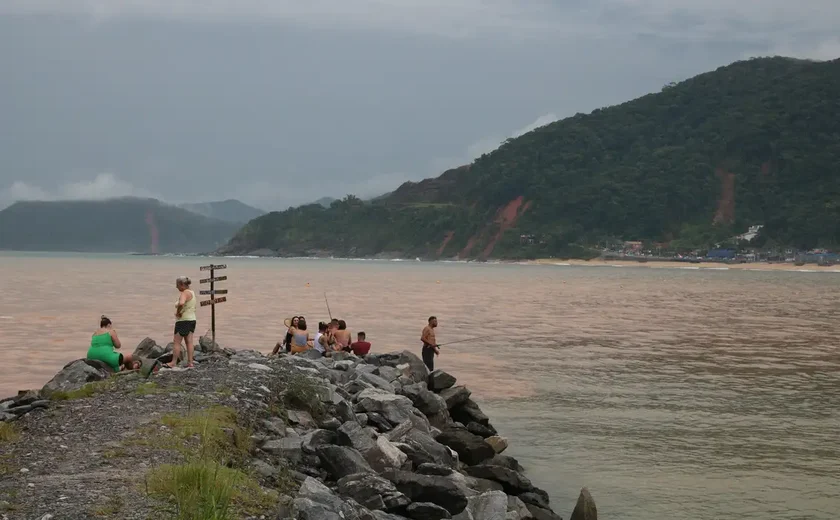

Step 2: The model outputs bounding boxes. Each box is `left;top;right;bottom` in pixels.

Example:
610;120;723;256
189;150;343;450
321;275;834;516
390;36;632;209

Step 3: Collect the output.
200;297;227;307
199;289;228;295
199;276;227;284
199;264;227;271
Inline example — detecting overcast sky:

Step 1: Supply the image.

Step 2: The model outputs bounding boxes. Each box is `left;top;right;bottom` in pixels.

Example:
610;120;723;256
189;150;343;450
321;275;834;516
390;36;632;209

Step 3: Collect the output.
1;1;838;211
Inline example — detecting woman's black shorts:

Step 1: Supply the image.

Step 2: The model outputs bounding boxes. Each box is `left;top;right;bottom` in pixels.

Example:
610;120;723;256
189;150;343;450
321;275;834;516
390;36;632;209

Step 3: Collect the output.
174;320;196;337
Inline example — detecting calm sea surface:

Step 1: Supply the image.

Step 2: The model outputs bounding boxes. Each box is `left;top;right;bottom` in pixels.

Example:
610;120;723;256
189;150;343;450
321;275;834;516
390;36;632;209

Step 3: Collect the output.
1;252;838;519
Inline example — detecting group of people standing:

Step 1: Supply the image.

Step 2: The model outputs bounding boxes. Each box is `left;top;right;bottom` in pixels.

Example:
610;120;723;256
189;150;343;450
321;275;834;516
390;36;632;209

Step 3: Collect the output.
272;316;372;357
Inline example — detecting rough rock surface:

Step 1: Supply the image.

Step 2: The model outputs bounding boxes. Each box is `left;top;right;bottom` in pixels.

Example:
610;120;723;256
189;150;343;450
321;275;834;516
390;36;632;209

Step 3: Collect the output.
435;427;496;466
0;339;583;520
569;488;597;520
41;359;111;394
428;369;457;391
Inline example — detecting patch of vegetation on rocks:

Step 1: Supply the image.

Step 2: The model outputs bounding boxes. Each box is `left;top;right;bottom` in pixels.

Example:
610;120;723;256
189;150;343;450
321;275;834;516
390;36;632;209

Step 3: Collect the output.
0;421;19;443
283;373;326;420
46;378;116;401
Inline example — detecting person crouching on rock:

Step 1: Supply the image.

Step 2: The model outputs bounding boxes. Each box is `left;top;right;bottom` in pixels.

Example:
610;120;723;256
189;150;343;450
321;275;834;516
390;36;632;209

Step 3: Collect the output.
290;317;313;354
168;276;197;368
87;315;139;372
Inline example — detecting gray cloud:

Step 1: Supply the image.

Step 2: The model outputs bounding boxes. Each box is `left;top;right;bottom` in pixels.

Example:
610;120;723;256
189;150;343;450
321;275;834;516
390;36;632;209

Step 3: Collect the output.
0;174;160;208
3;0;839;42
0;1;837;211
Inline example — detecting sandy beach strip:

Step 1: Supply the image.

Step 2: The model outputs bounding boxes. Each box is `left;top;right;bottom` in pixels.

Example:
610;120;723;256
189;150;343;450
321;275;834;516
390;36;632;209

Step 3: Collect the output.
526;258;840;272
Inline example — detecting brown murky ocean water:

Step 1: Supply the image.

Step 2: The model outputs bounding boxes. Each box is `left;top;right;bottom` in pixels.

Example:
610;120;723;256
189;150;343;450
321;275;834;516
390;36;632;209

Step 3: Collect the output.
1;252;838;519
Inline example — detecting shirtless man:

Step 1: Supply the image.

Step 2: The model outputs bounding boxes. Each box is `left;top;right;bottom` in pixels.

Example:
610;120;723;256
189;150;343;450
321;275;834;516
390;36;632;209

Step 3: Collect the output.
421;316;439;371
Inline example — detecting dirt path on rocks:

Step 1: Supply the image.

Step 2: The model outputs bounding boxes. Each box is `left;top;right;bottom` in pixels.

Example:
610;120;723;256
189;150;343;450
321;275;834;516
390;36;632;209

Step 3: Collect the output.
0;355;286;520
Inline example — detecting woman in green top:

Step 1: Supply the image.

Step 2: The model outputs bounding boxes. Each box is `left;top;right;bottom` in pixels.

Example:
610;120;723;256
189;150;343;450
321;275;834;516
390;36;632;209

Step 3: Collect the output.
87;315;135;372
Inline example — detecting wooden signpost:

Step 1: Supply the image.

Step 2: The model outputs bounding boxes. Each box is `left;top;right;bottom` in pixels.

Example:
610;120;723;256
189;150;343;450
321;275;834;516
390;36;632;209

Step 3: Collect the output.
199;264;227;344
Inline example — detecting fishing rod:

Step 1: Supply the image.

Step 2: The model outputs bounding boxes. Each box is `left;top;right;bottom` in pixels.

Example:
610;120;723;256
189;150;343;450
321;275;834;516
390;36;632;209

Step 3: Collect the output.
324;292;333;321
437;334;497;347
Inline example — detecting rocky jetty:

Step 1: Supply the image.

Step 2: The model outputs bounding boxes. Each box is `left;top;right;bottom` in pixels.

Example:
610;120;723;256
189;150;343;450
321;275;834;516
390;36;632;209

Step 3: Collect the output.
0;338;596;519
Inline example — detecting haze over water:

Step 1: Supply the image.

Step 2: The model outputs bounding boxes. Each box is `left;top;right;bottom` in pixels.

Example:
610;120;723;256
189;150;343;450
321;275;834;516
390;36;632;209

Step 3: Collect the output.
1;252;838;519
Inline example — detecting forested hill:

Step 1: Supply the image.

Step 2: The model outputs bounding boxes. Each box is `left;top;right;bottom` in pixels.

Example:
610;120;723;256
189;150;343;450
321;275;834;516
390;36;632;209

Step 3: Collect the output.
220;57;840;259
180;199;265;223
0;198;239;253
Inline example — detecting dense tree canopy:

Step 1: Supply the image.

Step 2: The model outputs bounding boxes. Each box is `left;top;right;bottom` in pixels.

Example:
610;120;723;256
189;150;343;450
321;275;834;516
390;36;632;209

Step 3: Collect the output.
222;57;840;259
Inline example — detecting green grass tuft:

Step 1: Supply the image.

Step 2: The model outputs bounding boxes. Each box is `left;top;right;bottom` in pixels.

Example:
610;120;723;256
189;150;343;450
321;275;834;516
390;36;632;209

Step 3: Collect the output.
92;495;125;516
0;422;20;443
160;406;250;465
48;379;116;401
283;374;325;419
147;461;278;520
135;382;184;396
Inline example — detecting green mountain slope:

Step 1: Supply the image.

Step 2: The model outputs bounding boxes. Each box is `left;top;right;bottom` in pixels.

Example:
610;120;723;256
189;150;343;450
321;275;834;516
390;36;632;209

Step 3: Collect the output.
0;198;239;253
180;199;265;223
221;57;840;259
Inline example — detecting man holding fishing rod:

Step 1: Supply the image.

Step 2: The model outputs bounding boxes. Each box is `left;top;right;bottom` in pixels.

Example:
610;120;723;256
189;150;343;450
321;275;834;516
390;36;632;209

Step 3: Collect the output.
421;316;440;371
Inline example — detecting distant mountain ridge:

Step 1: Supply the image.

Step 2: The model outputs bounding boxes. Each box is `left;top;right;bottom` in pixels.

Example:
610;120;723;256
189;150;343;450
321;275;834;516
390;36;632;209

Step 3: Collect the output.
219;57;840;259
179;199;265;223
0;197;239;253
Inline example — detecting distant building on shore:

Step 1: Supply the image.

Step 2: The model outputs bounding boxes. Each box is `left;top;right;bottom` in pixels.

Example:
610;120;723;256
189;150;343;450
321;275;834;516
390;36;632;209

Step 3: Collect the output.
735;224;763;242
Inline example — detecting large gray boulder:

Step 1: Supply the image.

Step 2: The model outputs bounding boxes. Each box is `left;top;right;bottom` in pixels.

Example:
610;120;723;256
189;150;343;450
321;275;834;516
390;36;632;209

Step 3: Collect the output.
439;386;471;410
381;469;468;515
406;502;452;520
356;388;416;425
294;477;365;520
358;372;397;393
479;455;525;473
435;428;495;466
337;421;378;453
198;334;220;352
262;437;304;464
301;429;338;454
450;399;490;427
316;445;374;480
428;369;457;391
42;359;111;394
405;429;458;468
338;473;411;512
376;351;429;384
463;465;534;495
400;383;448;416
507;496;534;520
465;491;508;520
569;488;597;520
132;337;165;359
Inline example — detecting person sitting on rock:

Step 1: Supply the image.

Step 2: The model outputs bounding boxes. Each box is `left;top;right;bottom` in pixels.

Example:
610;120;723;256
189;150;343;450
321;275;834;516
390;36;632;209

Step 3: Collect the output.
350;331;371;356
273;315;300;355
334;319;352;352
290;317;313;354
313;321;329;357
87;315;139;372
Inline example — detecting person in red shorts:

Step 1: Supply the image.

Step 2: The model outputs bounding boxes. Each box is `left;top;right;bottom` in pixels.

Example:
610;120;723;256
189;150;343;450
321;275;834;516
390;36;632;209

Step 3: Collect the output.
350;331;371;356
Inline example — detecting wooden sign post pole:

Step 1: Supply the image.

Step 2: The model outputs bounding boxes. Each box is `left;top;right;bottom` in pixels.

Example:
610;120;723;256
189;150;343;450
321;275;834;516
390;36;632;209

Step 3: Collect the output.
199;264;228;346
210;265;216;344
